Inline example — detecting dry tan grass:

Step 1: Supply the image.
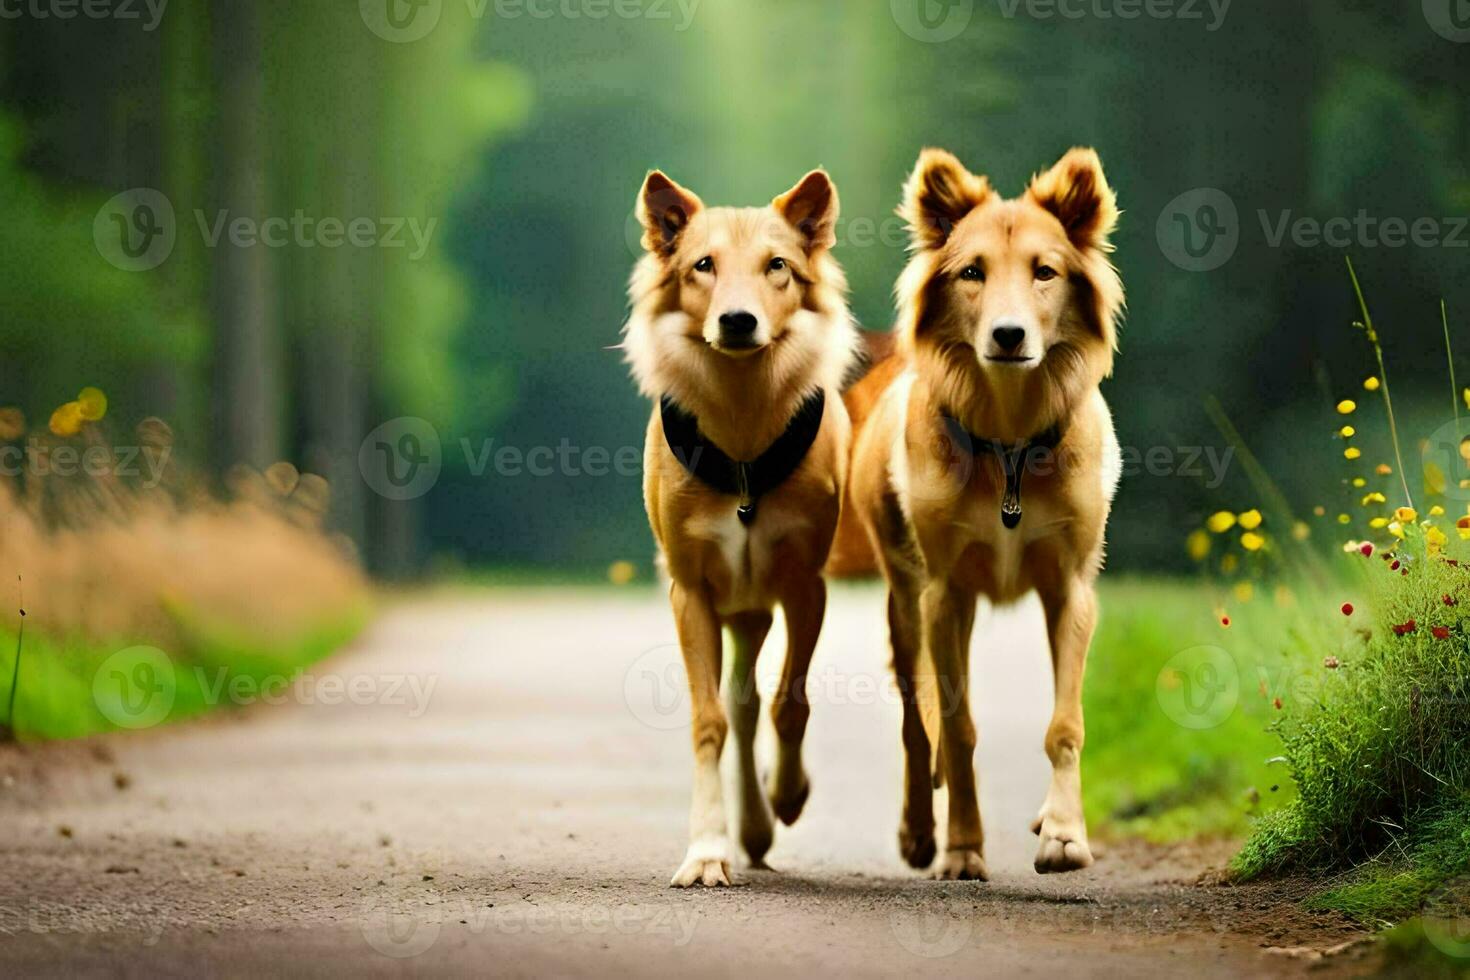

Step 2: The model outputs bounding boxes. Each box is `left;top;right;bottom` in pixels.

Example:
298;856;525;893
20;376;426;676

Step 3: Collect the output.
0;415;367;649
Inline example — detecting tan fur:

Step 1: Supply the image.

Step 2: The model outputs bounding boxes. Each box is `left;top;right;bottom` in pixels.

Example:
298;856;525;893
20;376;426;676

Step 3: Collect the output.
623;168;858;887
841;147;1124;880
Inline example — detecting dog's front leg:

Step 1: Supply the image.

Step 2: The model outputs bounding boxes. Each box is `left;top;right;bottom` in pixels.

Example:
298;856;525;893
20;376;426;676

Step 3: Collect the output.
1032;576;1097;873
767;575;824;826
670;581;732;887
921;580;987;880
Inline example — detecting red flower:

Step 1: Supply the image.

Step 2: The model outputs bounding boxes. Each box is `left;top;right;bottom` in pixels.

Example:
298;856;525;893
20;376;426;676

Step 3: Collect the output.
1220;616;1230;628
1432;626;1450;640
1360;542;1374;557
1341;603;1354;616
1390;560;1401;570
1392;619;1416;636
1273;697;1283;710
1444;594;1457;607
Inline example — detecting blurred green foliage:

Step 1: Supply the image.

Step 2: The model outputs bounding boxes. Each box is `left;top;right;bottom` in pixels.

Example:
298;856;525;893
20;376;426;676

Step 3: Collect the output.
2;2;1468;574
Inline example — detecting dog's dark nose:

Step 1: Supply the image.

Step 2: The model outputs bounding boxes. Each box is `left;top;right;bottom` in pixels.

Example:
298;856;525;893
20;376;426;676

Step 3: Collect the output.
992;326;1026;352
719;311;758;337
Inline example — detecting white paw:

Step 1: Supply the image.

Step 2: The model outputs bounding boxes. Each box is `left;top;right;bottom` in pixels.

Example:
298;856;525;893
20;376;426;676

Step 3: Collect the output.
1031;811;1094;873
931;848;988;881
670;838;732;888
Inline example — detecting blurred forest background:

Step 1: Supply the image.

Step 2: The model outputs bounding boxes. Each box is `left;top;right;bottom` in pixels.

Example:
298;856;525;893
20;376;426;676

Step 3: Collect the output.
2;0;1468;578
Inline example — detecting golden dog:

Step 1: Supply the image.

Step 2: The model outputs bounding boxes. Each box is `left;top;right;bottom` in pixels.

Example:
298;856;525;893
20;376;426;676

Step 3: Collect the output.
624;169;858;886
832;147;1124;879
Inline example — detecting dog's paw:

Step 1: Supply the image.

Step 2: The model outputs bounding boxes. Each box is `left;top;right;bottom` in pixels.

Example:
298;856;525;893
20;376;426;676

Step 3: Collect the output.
898;821;936;869
670;839;732;888
1031;812;1094;874
740;813;774;866
767;769;809;826
931;848;988;881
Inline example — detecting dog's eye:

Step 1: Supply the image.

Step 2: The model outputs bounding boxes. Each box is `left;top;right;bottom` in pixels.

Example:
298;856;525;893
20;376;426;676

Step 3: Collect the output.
1035;264;1058;282
694;256;714;274
959;264;985;282
767;257;786;273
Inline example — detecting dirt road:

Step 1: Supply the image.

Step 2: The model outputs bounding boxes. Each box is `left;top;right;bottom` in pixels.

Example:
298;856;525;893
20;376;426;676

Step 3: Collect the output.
0;587;1366;977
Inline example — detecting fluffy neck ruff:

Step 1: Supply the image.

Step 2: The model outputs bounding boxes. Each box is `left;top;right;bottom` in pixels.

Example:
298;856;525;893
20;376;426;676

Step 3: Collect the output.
622;252;858;461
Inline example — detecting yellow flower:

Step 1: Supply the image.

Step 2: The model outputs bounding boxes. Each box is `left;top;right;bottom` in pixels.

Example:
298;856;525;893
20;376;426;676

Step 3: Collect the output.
1237;509;1263;530
1292;521;1310;541
1427;525;1448;551
1233;581;1254;603
1361;492;1386;506
76;386;107;421
1313;505;1326;517
1344;447;1361;460
1336;400;1356;415
1206;511;1237;533
1394;507;1418;523
48;401;83;437
1240;531;1265;552
1425;462;1448;495
1339;425;1355;438
1369;517;1389;528
607;560;637;585
1463;387;1470;411
1352;477;1366;488
1461;436;1470;463
1389;521;1405;539
1363;376;1380;391
1430;505;1445;517
1376;463;1393;476
1186;529;1211;562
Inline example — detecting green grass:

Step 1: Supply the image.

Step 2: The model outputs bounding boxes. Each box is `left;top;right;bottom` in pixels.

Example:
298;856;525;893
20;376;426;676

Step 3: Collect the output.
1225;527;1470;926
0;600;371;741
1084;578;1304;840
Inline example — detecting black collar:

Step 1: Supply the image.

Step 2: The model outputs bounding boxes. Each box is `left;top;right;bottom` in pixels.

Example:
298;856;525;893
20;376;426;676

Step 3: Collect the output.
660;390;826;527
940;412;1065;531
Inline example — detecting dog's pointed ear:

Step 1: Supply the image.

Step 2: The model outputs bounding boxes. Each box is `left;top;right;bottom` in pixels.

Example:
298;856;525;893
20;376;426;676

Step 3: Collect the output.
773;169;839;252
899;148;992;250
637;170;703;257
1026;147;1119;251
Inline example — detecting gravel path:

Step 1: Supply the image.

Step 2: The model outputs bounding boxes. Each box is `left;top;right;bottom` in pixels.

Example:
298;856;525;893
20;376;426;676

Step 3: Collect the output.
0;587;1367;977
